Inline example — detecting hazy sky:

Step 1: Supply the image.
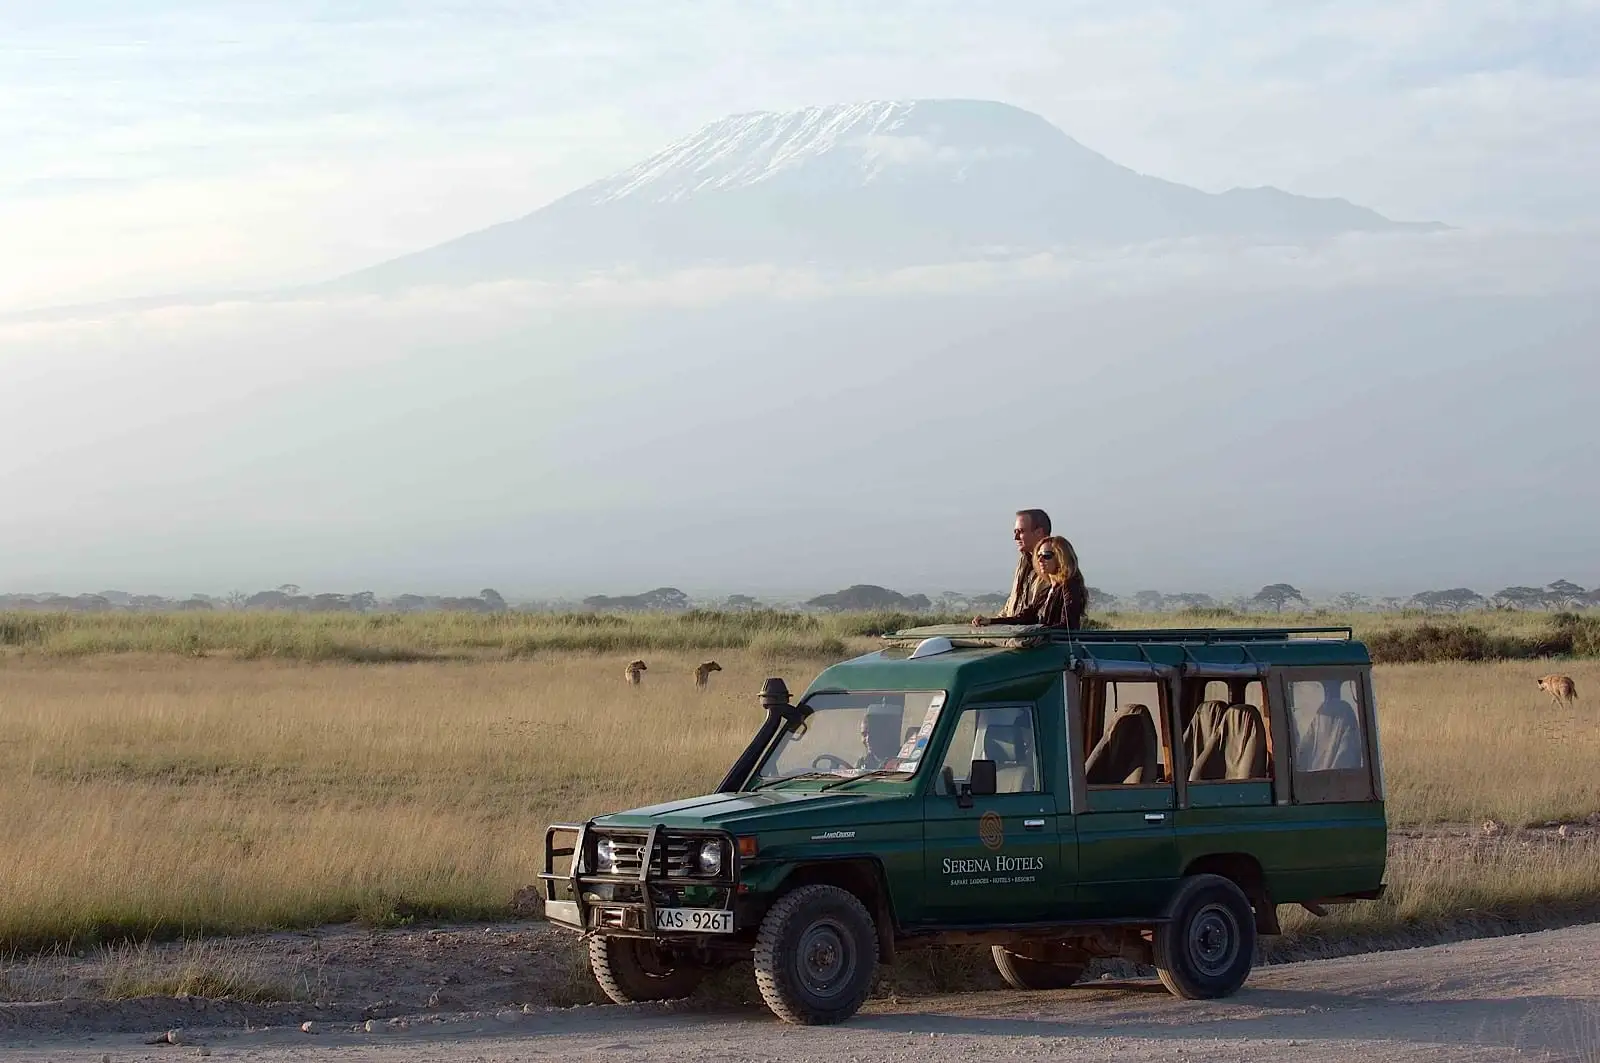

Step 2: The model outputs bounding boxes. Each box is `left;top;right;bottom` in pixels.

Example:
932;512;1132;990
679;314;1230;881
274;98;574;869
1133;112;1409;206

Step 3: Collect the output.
2;2;1597;599
6;1;1599;311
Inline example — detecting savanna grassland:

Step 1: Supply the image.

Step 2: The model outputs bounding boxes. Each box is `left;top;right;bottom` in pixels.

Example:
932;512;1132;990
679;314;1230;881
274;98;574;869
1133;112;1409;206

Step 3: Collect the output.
0;608;1596;961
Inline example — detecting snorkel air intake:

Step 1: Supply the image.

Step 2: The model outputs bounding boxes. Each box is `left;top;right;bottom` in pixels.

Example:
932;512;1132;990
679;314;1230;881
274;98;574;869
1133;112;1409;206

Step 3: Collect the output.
716;678;811;793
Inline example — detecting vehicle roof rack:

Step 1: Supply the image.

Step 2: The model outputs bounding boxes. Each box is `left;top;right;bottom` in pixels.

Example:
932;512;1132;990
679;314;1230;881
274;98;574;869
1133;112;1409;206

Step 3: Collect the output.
882;624;1354;646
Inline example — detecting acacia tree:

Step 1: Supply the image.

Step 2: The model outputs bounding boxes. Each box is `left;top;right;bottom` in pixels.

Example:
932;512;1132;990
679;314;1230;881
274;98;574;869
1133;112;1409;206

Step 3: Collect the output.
1332;592;1369;611
1491;586;1550;610
1086;587;1120;611
1251;584;1306;613
1133;590;1166;613
1547;580;1588;608
1409;588;1486;612
1167;592;1218;611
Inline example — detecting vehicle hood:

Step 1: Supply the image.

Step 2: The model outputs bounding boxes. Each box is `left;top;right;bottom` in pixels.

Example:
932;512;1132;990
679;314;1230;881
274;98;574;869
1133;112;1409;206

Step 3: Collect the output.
588;787;909;833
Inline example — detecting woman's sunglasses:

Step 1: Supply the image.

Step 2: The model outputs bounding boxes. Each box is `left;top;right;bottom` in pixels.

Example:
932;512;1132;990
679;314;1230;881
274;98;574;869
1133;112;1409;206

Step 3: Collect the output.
1037;551;1055;561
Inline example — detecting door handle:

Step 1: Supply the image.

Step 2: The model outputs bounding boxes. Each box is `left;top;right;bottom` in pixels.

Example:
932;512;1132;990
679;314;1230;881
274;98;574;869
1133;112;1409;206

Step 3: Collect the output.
1143;813;1167;823
1023;818;1046;830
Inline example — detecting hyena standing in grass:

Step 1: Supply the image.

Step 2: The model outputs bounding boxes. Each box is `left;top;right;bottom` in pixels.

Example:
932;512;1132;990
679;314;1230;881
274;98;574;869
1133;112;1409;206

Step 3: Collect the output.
623;660;647;686
1537;674;1578;708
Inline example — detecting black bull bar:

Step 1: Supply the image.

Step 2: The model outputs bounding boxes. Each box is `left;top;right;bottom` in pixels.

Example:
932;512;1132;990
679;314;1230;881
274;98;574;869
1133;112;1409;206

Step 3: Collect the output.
538;822;741;937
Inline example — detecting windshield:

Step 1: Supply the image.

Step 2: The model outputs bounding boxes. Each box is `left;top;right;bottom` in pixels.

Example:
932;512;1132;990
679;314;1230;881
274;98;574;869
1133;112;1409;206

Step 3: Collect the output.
754;690;947;784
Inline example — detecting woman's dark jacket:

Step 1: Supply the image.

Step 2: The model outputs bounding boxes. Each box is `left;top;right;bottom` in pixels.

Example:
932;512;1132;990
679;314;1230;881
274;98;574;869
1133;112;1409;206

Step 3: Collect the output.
989;573;1086;630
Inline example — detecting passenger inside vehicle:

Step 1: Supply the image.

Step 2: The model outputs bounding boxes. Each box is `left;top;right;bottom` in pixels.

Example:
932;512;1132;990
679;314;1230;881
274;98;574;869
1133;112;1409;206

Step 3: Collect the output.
857;702;906;770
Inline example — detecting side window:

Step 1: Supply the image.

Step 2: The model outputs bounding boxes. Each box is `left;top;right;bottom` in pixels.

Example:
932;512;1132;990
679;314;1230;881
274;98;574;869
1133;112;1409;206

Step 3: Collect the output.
1288;678;1367;773
935;705;1040;795
1084;679;1169;786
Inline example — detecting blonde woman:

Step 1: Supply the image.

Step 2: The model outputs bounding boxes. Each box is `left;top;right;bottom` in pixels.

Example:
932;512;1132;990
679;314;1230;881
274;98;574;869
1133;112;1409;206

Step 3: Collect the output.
973;536;1086;630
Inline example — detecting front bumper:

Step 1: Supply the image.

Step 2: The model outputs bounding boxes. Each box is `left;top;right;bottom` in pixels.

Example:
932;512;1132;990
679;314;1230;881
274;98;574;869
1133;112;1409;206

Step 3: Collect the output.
540;822;743;939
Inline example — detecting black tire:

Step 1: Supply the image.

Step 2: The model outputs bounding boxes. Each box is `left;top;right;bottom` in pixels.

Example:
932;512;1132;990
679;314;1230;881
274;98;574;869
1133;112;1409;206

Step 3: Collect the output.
588;936;704;1004
991;945;1086;991
1153;874;1257;1000
753;885;878;1025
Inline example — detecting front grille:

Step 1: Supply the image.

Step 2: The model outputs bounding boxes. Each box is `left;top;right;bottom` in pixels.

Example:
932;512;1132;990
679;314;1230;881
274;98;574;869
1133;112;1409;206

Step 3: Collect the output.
595;833;721;878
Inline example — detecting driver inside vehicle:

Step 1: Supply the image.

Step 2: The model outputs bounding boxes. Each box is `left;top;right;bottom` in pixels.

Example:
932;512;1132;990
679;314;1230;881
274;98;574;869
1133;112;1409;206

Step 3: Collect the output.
858;703;905;770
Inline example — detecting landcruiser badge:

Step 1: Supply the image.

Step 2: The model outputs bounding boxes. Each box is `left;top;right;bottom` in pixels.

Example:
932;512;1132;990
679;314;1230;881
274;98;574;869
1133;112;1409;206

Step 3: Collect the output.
811;830;856;841
979;811;1004;851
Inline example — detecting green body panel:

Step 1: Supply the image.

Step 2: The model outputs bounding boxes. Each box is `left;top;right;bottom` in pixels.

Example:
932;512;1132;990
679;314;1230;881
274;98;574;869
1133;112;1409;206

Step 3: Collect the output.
1076;785;1179;914
921;792;1058;923
566;626;1388;936
1173;800;1388;903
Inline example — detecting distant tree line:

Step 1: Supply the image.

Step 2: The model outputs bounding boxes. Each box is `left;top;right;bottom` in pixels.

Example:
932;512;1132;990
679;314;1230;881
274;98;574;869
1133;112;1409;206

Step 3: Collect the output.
1;579;1595;615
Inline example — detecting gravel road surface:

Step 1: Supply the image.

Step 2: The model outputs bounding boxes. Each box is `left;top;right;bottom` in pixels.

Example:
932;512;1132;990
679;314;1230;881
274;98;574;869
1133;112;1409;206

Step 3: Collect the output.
5;924;1597;1062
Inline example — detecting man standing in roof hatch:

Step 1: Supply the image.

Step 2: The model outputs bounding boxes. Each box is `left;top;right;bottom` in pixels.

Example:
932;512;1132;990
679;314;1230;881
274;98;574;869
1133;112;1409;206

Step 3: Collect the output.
1003;509;1051;615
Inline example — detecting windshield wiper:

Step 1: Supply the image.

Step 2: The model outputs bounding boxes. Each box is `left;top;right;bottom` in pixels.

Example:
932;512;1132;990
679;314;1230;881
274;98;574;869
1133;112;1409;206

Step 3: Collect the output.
751;771;842;790
816;769;908;792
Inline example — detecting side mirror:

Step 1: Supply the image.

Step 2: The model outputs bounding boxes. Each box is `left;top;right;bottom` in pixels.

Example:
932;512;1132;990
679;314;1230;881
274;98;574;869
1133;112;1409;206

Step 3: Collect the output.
969;759;998;797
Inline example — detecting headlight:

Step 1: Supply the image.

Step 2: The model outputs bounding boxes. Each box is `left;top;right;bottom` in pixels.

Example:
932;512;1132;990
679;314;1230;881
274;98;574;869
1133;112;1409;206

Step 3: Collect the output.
696;840;723;876
594;838;617;872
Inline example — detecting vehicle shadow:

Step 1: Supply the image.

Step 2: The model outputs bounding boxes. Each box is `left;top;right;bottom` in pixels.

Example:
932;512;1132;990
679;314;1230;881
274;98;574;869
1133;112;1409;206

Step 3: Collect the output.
845;986;1594;1055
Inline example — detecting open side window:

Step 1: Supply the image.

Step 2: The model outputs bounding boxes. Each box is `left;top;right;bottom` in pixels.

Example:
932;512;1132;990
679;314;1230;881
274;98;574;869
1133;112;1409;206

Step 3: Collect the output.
933;704;1041;796
1282;669;1377;804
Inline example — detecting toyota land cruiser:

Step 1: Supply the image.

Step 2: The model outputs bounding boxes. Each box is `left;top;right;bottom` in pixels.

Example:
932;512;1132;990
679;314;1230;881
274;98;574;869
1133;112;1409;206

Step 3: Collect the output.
540;624;1387;1024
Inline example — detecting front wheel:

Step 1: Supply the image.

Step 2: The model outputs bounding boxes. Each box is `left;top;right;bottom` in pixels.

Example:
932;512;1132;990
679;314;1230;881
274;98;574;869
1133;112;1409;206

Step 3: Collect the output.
991;944;1086;991
588;936;704;1004
753;885;878;1025
1152;874;1257;999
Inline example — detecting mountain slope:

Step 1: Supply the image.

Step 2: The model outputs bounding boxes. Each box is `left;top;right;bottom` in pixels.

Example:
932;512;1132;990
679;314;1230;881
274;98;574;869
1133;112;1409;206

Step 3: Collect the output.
331;99;1443;290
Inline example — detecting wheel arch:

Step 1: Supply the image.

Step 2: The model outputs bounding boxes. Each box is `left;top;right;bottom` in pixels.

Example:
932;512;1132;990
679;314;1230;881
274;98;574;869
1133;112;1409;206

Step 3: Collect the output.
774;857;898;962
1181;853;1280;936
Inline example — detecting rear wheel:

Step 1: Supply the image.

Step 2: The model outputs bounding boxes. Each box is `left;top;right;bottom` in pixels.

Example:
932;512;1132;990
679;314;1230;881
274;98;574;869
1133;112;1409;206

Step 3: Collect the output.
588;936;704;1004
1153;874;1257;999
991;944;1086;991
753;885;878;1025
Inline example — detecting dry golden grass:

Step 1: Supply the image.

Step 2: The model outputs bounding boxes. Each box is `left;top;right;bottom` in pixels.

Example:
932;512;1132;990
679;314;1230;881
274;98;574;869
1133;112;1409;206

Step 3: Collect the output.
1374;658;1600;825
0;650;1595;951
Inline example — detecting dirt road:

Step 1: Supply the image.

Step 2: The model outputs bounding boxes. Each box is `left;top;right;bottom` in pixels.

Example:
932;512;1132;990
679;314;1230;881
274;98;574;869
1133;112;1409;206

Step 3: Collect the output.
5;924;1598;1062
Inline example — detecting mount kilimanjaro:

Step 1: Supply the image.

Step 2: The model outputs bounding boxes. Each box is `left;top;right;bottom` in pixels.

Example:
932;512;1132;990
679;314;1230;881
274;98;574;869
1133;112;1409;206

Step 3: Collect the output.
330;99;1442;292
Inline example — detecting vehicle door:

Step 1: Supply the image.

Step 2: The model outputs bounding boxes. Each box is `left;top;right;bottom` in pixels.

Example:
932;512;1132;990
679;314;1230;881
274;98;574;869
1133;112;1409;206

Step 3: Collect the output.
1069;667;1182;916
922;701;1058;924
1171;669;1282;885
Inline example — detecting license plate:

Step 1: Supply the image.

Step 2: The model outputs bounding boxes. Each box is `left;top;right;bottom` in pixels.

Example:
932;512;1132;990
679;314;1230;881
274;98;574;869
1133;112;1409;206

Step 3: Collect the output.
653;907;733;933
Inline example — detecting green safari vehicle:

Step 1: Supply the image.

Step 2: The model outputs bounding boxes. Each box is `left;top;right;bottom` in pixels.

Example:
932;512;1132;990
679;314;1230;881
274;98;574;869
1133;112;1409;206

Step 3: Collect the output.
540;624;1387;1025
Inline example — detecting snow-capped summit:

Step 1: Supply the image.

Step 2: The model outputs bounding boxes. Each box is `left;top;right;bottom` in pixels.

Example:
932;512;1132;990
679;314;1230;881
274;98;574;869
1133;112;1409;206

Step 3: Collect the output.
334;99;1441;291
584;100;1117;204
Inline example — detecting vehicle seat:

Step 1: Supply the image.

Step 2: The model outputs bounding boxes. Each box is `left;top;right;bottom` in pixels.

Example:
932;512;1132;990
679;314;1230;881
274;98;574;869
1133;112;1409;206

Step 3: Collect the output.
1085;704;1159;785
1299;698;1363;772
1184;700;1231;782
983;724;1035;793
1220;703;1268;780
